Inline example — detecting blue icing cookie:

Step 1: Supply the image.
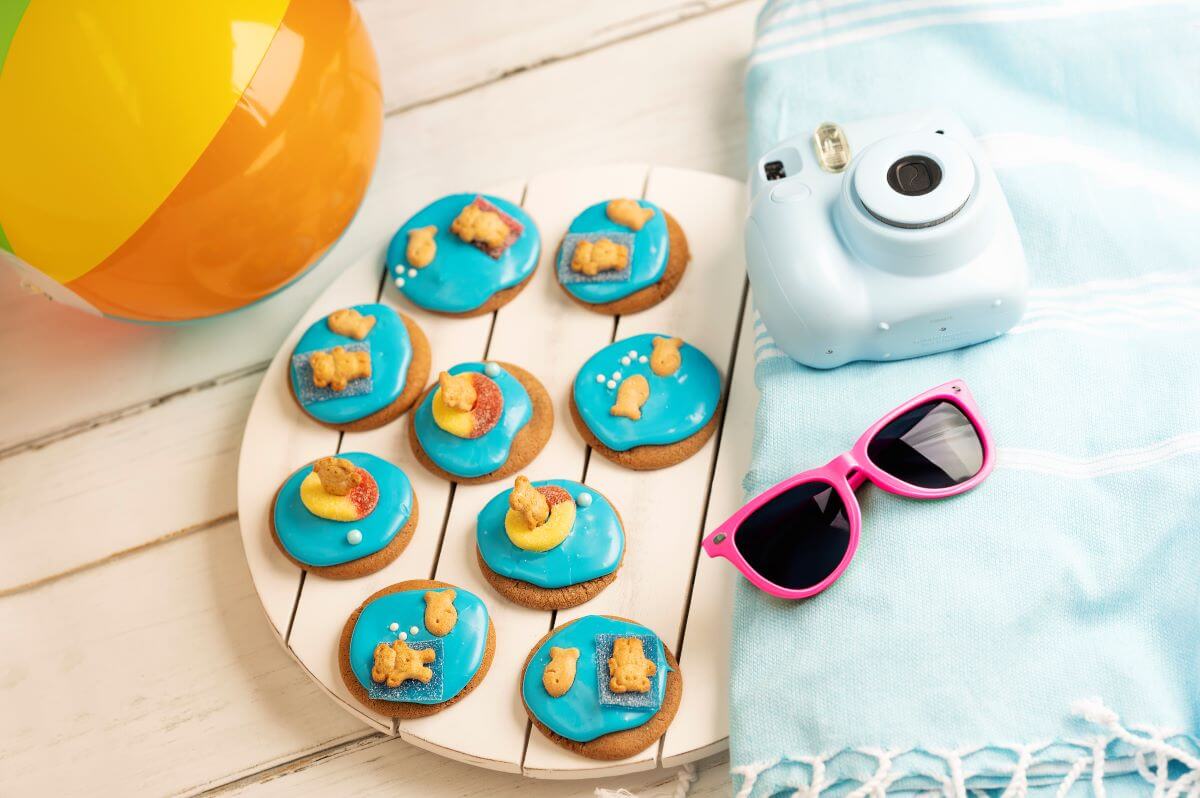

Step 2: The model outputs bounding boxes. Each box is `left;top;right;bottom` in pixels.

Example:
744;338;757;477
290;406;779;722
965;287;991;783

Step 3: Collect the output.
272;452;413;567
522;615;670;743
349;586;490;705
413;362;532;479
572;333;720;452
476;480;624;589
558;200;668;304
387;194;540;314
289;303;414;426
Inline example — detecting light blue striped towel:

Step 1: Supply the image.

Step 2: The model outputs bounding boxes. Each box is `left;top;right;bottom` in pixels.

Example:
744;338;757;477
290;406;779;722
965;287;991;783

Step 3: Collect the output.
732;1;1200;795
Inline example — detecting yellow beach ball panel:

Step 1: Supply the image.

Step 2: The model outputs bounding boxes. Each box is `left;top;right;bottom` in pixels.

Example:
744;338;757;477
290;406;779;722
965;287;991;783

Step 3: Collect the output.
0;0;289;283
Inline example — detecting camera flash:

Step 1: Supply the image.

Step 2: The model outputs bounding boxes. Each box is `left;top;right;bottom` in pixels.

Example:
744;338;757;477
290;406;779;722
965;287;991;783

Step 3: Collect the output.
813;123;850;172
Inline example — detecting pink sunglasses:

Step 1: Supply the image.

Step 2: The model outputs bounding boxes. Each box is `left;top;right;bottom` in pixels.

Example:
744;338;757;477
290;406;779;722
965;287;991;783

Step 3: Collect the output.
702;380;994;599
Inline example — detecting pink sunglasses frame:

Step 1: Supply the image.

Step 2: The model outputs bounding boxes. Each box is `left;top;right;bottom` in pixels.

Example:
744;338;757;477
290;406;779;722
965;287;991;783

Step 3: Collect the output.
701;380;994;599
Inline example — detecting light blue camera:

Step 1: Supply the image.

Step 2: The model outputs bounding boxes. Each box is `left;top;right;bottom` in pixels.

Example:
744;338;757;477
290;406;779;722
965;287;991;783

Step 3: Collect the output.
746;111;1028;369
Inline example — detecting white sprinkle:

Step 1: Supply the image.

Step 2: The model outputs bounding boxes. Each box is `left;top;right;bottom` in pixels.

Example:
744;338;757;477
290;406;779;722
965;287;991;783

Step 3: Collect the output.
394;277;406;288
595;374;606;384
484;362;500;377
407;268;417;278
639;355;648;363
606;380;616;390
398;631;407;641
347;529;363;545
577;491;593;508
611;371;621;381
389;622;399;632
620;356;631;366
628;349;638;359
410;626;419;636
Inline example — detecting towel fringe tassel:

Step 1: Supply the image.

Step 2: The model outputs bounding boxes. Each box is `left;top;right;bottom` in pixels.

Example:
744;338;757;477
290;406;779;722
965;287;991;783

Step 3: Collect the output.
729;699;1200;797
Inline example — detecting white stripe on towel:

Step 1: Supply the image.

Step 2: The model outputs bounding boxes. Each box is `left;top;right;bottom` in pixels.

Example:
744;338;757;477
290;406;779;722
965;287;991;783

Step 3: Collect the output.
997;433;1200;478
982;132;1200;211
748;0;1182;68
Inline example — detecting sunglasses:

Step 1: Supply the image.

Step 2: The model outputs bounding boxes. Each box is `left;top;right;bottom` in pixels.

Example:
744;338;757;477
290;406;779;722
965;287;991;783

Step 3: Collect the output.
702;380;993;599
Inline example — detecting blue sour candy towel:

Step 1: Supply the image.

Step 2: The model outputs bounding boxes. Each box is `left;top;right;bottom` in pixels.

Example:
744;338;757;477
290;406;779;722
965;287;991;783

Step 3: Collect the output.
734;2;1200;795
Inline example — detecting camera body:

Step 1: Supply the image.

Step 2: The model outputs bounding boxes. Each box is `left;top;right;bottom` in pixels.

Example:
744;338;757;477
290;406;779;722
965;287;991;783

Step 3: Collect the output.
745;110;1027;369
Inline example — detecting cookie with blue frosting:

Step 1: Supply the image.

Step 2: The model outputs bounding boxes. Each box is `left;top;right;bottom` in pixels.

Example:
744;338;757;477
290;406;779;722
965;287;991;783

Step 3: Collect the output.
570;333;722;470
521;614;682;760
288;304;431;432
475;476;625;609
555;198;689;316
270;452;419;578
387;193;541;317
408;361;553;484
339;579;495;719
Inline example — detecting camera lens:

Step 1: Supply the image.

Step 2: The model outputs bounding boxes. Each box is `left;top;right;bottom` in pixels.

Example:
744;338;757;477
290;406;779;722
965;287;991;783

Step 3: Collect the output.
886;155;941;196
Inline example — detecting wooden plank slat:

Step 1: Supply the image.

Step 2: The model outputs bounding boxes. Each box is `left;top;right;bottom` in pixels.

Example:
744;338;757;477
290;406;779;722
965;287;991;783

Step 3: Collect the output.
659;294;758;767
236;250;386;640
520;167;746;777
398;165;651;772
0;520;367;797
0;374;253;594
284;180;523;734
359;0;746;114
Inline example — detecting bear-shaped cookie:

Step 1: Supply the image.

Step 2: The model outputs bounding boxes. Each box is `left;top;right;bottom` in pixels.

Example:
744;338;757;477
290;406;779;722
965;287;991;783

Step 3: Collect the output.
424;589;458;637
310;346;371;392
571;238;629;276
606;199;656;231
510;475;550;529
313;456;362;496
406;225;438;269
610;375;650;421
650;336;683;377
326;308;376;340
438;370;477;412
371;640;437;688
451;199;513;257
542;646;579;698
608;637;656;694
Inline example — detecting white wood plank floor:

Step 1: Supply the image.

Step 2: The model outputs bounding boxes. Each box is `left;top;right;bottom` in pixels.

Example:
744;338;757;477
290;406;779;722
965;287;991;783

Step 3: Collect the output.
0;2;758;794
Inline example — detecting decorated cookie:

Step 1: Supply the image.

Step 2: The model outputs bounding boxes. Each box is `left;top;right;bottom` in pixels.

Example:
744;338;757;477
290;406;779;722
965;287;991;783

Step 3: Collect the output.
554;199;689;315
288;303;431;432
570;333;722;470
387;194;541;317
521;615;682;760
409;361;553;484
340;579;495;719
476;476;625;609
271;452;419;578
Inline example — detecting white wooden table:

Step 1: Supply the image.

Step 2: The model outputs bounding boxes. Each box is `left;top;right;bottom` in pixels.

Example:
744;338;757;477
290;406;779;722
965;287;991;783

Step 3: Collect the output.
0;3;761;795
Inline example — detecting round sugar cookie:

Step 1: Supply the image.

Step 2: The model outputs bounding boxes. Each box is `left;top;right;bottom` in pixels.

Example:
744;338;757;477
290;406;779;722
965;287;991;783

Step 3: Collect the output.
520;615;682;761
387;193;541;317
475;478;624;610
554;199;689;316
408;361;553;484
287;303;431;432
339;579;495;719
570;333;722;470
270;452;419;579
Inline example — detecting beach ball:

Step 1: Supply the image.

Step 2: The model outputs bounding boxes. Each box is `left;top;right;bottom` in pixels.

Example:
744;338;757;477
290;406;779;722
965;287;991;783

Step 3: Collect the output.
0;0;382;322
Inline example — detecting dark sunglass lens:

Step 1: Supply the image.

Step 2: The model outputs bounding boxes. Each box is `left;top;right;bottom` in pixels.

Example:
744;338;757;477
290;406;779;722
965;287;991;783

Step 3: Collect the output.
866;400;983;489
732;482;851;591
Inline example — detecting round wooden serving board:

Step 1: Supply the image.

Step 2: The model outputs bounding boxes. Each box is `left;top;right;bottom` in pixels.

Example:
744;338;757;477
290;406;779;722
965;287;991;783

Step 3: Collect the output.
237;165;756;779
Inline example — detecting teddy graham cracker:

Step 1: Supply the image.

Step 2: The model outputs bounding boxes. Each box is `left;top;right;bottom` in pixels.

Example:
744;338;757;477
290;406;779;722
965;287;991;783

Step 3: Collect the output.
474;476;626;610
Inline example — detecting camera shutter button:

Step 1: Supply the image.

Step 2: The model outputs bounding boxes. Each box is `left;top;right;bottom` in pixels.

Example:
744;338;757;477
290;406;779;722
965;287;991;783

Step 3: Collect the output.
770;181;812;202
